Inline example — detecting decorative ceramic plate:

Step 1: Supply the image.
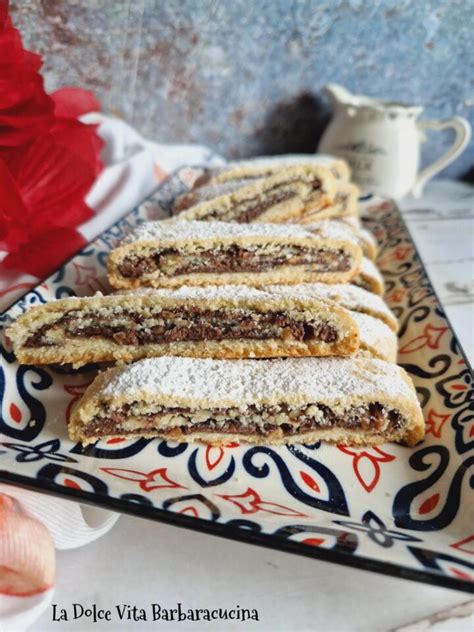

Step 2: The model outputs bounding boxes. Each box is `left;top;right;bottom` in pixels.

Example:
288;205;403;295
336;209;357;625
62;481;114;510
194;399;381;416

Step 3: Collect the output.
1;168;472;592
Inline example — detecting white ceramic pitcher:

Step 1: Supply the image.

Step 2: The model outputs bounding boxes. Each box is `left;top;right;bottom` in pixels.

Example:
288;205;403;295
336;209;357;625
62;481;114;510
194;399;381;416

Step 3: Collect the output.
318;84;471;198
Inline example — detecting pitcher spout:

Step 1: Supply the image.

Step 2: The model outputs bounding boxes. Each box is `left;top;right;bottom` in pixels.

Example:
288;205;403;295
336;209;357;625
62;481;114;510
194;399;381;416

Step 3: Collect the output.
323;83;354;107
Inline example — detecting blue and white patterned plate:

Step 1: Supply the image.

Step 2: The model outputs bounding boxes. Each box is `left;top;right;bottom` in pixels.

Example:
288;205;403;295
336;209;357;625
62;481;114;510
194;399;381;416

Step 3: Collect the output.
1;169;472;592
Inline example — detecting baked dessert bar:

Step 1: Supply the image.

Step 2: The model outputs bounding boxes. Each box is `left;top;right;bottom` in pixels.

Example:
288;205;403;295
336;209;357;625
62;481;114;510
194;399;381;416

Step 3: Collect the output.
357;228;378;261
107;221;363;289
351;312;397;363
190;154;351;188
68;356;425;447
173;165;337;223
264;283;397;362
266;282;398;331
175;180;251;214
352;257;385;296
333;219;378;261
7;286;359;366
299;183;359;223
306;220;378;262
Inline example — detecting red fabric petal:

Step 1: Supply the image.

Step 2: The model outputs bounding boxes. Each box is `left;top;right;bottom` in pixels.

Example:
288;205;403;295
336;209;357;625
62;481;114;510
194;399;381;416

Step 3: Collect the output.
3;227;87;278
52;87;101;119
0;159;30;247
11;124;101;227
51;118;104;177
0;73;53;111
0;145;29;177
0;95;55;148
0;77;49;112
0;6;103;278
0;3;9;31
0;13;42;72
0;13;54;150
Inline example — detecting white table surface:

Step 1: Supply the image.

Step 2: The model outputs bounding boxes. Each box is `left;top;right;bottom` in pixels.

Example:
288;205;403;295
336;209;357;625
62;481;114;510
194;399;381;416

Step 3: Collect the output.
32;180;474;632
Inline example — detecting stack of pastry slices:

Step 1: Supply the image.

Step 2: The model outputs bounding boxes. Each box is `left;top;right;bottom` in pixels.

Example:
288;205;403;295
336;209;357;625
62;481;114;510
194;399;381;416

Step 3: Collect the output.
8;154;425;448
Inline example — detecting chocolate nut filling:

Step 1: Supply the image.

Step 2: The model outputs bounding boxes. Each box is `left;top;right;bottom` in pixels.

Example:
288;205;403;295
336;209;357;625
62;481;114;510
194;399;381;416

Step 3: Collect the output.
223;190;296;223
118;245;351;279
176;177;321;219
82;402;404;439
24;307;338;348
177;190;296;220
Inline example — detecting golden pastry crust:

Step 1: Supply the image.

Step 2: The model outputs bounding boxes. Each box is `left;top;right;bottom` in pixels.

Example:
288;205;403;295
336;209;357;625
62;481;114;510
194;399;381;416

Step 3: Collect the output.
192;154;351;186
14;337;357;368
175;165;338;223
266;282;398;332
69;356;425;447
357;228;378;261
7;286;359;366
109;268;362;290
352;257;385;296
304;219;380;265
323;219;378;261
299;183;359;223
107;221;362;289
352;312;398;363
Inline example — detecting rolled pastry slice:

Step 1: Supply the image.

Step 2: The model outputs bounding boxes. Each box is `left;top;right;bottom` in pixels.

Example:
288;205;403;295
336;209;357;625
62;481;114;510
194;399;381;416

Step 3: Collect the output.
190;154;351;189
305;220;378;262
351;312;398;363
7;286;359;366
357;228;378;261
352;257;385;296
174;179;254;214
299;183;359;223
331;219;378;260
173;165;337;223
339;215;360;230
69;356;425;447
265;282;398;331
107;220;363;289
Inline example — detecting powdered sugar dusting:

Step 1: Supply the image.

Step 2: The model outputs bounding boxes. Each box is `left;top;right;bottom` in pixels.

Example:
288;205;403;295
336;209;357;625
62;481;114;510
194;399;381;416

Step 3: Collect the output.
305;220;359;245
120;220;339;245
180;179;256;205
216;154;342;171
341;216;360;230
359;228;377;248
99;356;415;409
266;283;397;327
351;312;397;353
117;285;269;302
360;257;384;284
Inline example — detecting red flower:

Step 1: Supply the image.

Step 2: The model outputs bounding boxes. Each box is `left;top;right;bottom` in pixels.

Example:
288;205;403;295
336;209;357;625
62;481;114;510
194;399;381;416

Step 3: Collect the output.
0;12;55;152
1;120;104;277
52;87;101;120
0;2;104;278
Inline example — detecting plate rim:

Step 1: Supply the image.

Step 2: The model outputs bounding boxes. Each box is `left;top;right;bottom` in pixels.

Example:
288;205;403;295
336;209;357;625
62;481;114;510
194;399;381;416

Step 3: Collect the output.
1;469;472;594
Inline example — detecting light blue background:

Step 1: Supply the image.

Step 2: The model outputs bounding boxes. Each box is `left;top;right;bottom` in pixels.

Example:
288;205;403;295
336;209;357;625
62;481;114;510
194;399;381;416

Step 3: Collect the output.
12;0;473;178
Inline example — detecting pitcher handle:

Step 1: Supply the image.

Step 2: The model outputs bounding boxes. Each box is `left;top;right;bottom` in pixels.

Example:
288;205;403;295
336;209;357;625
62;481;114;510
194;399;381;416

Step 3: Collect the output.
412;116;471;198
